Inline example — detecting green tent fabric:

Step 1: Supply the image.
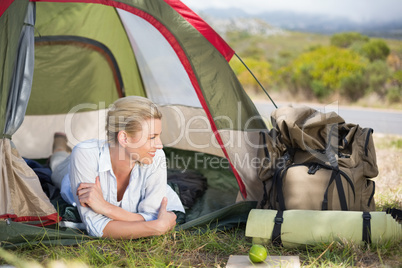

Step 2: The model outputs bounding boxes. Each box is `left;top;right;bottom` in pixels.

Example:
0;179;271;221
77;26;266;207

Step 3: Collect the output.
0;219;93;249
179;201;257;231
245;209;402;248
0;1;29;134
28;3;144;115
1;0;268;246
0;201;257;249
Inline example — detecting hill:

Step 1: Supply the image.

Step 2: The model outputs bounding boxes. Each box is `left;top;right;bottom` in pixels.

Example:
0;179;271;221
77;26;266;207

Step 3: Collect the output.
197;10;402;109
200;8;402;40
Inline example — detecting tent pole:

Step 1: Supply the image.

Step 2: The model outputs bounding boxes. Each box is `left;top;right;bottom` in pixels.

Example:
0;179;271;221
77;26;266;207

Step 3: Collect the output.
234;53;277;109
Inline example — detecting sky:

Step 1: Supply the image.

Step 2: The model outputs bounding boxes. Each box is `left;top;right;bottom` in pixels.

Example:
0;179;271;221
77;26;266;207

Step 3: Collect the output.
180;0;402;23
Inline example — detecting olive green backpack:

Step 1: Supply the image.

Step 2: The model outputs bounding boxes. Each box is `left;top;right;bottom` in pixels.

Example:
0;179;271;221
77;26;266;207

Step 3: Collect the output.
258;105;378;212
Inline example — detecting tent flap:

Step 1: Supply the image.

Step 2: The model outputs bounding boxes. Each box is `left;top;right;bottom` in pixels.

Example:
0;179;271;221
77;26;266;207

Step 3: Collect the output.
0;139;60;226
3;2;35;136
0;0;29;134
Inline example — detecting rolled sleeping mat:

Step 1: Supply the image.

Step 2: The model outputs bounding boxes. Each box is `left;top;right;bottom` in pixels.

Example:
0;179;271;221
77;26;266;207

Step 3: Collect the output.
245;209;402;248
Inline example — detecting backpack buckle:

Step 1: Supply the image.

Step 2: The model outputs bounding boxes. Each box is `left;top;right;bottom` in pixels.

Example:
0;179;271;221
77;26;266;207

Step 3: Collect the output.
308;164;320;175
274;216;283;224
362;212;371;221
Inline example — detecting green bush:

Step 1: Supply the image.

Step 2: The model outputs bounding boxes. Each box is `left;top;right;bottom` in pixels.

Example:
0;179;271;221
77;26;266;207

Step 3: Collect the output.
291;64;313;92
391;70;402;87
365;60;390;95
340;72;367;101
242;46;265;59
361;40;390;62
311;80;329;99
330;32;369;48
307;44;323;52
386;86;402;103
230;57;273;92
278;50;292;58
282;46;369;99
348;40;367;54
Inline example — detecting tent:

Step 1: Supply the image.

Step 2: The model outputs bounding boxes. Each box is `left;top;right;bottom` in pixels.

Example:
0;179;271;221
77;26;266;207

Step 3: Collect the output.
0;0;266;243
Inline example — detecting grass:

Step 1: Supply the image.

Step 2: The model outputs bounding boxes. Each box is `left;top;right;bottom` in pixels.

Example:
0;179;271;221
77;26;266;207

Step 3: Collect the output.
1;224;401;267
1;135;401;267
0;227;251;267
373;134;402;210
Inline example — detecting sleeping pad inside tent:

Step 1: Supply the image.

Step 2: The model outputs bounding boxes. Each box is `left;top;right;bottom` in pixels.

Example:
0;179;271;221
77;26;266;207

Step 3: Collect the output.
1;0;263;246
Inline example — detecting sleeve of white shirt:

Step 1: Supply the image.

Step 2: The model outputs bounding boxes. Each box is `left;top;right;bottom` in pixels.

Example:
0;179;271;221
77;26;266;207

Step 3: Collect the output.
69;141;111;237
138;150;185;221
166;185;185;213
137;149;178;221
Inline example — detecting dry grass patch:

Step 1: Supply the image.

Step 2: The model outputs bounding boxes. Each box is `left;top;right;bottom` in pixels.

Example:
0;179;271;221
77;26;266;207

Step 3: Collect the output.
373;134;402;209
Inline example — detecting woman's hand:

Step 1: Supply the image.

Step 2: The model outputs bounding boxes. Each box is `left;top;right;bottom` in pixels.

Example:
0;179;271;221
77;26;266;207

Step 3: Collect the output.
101;197;177;239
155;197;177;235
77;176;110;215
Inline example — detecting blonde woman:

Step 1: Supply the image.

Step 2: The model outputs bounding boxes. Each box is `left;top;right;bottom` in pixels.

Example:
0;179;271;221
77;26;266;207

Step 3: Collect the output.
51;96;184;239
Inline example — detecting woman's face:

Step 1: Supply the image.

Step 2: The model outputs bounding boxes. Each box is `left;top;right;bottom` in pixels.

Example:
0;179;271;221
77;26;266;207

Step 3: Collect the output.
125;118;163;165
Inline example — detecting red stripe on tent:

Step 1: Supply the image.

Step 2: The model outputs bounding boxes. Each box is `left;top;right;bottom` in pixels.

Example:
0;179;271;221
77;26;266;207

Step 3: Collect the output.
107;1;247;198
119;5;247;199
0;0;14;17
163;0;235;62
29;0;248;198
0;213;61;226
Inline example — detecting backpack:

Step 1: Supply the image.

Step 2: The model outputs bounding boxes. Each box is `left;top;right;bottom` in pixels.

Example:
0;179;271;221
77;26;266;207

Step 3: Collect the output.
258;105;378;212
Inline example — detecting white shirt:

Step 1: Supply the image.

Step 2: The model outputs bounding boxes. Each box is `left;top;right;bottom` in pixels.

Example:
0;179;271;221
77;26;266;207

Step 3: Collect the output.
68;139;184;237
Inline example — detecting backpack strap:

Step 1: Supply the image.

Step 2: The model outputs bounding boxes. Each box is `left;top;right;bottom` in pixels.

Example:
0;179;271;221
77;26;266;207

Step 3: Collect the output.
367;181;375;208
322;167;348;210
333;169;348;210
271;210;284;247
364;129;374;156
260;181;269;208
261;131;270;160
322;168;335;210
274;165;291;211
385;208;402;221
338;169;356;200
259;131;270;209
268;166;282;209
362;211;372;244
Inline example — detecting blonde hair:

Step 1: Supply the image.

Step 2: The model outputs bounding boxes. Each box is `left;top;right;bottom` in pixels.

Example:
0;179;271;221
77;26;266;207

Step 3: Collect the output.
106;96;162;143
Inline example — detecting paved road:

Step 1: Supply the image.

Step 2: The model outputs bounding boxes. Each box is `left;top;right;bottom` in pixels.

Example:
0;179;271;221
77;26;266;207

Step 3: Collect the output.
254;101;402;135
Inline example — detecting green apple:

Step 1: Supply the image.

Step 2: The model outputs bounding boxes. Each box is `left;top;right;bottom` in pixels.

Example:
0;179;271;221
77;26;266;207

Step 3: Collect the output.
249;244;267;263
